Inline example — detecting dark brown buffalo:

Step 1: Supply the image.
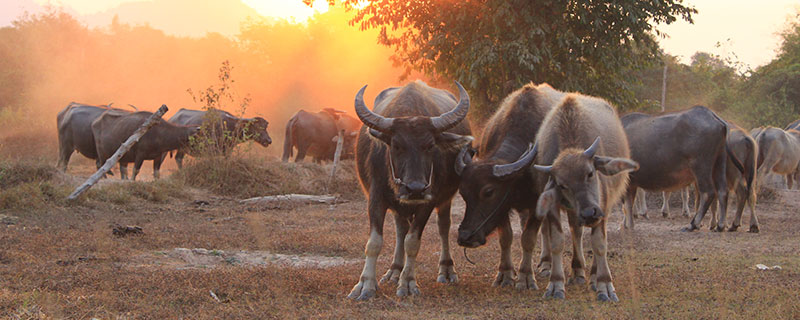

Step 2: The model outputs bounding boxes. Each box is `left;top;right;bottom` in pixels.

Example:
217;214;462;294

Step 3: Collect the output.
621;106;744;232
533;94;638;302
454;83;563;290
347;81;472;300
282;108;359;162
168;108;272;168
57;102;130;173
93;111;199;180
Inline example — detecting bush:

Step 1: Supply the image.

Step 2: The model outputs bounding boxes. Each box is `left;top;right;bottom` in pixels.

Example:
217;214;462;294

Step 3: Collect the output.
174;156;361;199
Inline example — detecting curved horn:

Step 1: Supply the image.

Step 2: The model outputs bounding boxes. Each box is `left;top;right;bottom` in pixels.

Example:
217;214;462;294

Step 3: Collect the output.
354;85;393;133
583;136;601;158
455;144;473;175
431;81;470;132
493;142;538;178
533;164;552;173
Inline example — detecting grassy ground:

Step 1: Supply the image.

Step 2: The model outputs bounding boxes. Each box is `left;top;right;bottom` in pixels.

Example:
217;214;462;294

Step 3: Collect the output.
1;160;799;319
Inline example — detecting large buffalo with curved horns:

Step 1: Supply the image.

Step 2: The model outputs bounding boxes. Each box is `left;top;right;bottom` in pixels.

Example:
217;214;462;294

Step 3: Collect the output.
454;83;563;290
347;80;473;301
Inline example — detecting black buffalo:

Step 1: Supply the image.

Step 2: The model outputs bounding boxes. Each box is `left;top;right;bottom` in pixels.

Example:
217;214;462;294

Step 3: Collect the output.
57;102;131;173
167;108;272;168
347;81;472;300
282;108;360;163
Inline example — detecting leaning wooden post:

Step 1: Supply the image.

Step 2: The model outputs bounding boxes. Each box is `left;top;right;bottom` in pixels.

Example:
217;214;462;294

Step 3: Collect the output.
326;129;345;193
67;105;168;200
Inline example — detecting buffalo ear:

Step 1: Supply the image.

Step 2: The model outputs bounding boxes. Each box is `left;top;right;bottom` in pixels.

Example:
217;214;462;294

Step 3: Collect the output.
436;132;474;151
593;156;639;176
535;186;560;220
367;128;392;145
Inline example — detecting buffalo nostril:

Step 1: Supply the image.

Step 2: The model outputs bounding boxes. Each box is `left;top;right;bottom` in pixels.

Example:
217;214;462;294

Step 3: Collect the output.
405;181;427;194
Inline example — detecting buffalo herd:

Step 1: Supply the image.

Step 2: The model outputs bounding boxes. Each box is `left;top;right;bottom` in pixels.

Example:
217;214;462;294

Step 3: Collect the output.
56;80;800;303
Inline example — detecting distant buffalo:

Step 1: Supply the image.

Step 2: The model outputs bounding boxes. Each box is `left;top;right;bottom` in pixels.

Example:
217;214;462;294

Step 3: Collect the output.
168;108;272;168
57;102;131;173
282;108;360;163
93;111;199;180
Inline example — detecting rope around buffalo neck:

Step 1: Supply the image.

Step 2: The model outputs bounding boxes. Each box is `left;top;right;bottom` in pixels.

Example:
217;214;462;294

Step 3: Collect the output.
387;149;433;189
462;189;511;265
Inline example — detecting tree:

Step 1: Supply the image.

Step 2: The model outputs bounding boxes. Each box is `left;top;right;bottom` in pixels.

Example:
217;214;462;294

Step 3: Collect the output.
314;0;695;115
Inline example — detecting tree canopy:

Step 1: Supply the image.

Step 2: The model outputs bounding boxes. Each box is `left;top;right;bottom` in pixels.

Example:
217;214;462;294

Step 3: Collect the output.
323;0;695;115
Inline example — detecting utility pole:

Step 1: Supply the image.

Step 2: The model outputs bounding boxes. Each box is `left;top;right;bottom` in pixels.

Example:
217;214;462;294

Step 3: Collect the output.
661;63;668;112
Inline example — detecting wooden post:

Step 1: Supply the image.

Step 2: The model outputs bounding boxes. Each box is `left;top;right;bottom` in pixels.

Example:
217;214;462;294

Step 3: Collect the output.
661;63;668;112
67;105;169;200
326;130;344;193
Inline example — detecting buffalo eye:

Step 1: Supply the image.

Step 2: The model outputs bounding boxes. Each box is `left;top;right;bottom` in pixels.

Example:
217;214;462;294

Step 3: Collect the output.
481;186;495;199
587;170;594;180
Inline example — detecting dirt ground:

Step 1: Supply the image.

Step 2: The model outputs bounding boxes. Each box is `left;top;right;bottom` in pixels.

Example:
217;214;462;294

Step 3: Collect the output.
1;163;800;319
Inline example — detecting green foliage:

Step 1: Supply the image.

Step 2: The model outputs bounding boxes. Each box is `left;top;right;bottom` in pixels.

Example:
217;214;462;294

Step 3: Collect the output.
336;0;695;115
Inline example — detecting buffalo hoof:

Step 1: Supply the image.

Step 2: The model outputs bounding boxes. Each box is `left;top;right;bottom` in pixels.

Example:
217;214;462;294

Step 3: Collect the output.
347;279;378;301
437;264;458;284
662;211;669;218
595;282;619;302
493;270;516;287
712;225;724;232
515;271;538;290
396;280;421;297
380;268;401;284
681;225;699;232
748;225;760;233
543;282;565;299
728;225;740;232
567;276;586;286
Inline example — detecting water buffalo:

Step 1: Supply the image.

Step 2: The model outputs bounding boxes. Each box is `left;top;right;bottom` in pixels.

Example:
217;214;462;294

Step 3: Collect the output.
620;106;743;232
755;127;800;189
93;111;199;180
347;81;472;300
56;102;130;173
168;108;272;168
282;108;360;163
533;95;638;302
454;83;564;290
707;124;759;232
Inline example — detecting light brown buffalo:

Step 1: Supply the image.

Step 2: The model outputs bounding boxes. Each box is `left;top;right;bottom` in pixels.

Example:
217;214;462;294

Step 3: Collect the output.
533;95;638;302
755;127;800;189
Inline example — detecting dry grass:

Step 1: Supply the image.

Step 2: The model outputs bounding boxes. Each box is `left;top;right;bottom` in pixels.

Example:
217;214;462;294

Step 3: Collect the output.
174;156;362;200
2;159;800;318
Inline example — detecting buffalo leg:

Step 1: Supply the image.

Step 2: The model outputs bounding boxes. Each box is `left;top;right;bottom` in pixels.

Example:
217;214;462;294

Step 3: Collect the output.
132;158;145;181
567;220;586;286
635;189;647;218
684;163;717;232
494;216;515;287
517;209;542;290
661;191;670;218
347;195;388;300
622;186;637;229
175;150;185;169
729;185;748;231
153;155;164;180
294;142;309;163
396;207;434;297
118;163;128;180
747;186;760;233
380;214;408;284
537;219;552;277
435;202;458;284
56;135;73;172
543;212;566;299
681;187;692;217
712;152;729;232
591;221;618;302
786;174;794;190
709;200;718;230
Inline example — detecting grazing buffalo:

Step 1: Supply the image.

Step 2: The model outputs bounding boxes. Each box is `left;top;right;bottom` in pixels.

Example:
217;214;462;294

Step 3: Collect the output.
455;83;563;290
533;95;638;302
621;106;743;232
168;108;272;168
347;81;472;300
282;108;360;163
755;127;800;189
93;111;199;180
56;102;130;173
707;124;759;232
